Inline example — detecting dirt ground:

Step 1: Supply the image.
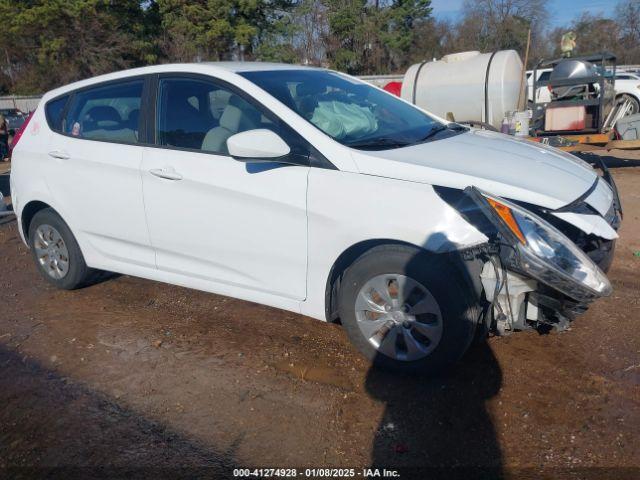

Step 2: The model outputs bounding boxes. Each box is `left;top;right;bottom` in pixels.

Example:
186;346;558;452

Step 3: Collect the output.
1;152;639;479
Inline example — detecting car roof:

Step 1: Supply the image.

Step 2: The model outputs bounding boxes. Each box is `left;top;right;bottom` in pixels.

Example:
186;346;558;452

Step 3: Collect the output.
42;62;324;101
201;61;321;72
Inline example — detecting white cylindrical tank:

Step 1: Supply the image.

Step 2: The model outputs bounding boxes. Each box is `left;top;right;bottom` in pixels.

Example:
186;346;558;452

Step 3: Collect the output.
401;50;523;129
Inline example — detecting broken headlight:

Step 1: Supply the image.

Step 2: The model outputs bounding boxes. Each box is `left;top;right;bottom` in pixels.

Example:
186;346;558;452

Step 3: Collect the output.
465;186;612;301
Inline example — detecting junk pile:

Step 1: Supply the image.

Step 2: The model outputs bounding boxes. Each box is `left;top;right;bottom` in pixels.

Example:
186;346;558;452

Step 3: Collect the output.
375;49;640;151
531;53;618;135
615;114;640;141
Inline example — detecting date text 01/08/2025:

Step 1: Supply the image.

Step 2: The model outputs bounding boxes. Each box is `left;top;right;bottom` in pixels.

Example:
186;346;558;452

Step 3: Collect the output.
232;468;401;478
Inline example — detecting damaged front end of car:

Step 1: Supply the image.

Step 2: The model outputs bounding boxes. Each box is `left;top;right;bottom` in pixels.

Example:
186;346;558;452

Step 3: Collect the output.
436;175;621;335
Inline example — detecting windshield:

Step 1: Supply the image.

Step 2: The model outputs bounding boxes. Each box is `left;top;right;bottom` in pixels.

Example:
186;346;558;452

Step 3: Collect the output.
240;69;456;150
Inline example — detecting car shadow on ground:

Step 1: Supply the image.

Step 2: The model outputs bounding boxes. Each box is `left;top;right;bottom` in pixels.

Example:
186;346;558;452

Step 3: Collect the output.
361;231;504;478
0;344;238;479
365;341;503;479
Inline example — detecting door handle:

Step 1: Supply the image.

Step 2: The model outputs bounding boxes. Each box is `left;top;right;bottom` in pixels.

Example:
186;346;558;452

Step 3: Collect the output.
149;168;183;181
48;150;70;160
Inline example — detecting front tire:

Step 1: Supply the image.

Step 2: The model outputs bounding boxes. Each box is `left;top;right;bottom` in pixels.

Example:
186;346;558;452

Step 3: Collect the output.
28;208;94;289
338;245;480;374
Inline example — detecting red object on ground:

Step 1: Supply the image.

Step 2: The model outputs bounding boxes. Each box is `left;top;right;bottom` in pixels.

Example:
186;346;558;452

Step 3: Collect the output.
383;81;402;97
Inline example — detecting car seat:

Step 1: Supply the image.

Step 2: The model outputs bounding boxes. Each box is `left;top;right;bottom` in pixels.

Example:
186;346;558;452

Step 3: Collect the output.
81;105;136;143
295;82;325;120
83;106;121;132
201;104;244;154
202;95;263;154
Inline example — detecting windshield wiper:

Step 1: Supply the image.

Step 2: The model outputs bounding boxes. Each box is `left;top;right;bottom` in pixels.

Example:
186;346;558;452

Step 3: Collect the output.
346;137;412;150
447;123;469;131
418;123;468;143
348;123;468;150
418;124;448;141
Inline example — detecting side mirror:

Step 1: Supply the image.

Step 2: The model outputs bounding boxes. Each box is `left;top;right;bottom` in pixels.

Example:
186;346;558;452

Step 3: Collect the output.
227;129;291;163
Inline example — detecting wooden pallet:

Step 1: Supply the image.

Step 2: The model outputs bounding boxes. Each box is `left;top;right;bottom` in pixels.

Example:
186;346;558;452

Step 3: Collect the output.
527;133;640;152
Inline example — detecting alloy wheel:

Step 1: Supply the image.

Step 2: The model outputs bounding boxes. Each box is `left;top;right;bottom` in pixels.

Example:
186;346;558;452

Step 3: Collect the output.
33;224;70;280
354;274;443;361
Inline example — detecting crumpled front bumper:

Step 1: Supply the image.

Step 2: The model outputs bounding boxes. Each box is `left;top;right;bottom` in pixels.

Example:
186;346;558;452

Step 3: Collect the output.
475;169;622;333
549;162;622;274
436;172;621;333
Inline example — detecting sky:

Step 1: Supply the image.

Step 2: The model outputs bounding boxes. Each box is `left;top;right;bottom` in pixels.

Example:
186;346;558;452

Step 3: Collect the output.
430;0;619;28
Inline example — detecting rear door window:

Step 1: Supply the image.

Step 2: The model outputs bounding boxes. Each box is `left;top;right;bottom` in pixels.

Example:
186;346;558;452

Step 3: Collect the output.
64;79;144;144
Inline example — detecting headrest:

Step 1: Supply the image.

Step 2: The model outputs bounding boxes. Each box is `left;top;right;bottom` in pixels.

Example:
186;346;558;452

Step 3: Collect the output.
211;90;232;103
86;106;120;122
85;106;120;128
209;90;232;118
219;104;243;133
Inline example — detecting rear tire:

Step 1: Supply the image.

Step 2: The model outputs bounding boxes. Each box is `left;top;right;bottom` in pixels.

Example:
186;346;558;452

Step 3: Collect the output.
338;244;479;374
28;208;95;289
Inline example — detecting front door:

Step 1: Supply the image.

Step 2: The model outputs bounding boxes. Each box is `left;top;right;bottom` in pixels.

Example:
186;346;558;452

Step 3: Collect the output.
141;75;309;301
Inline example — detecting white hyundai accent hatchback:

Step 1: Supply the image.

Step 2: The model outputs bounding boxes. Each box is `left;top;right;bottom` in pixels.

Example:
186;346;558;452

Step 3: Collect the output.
11;63;621;373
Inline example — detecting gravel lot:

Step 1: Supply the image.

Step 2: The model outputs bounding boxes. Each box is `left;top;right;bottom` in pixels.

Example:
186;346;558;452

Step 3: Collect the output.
1;152;639;479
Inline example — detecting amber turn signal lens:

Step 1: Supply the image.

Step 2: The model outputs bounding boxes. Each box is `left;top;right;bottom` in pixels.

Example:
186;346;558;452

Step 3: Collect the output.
486;197;527;245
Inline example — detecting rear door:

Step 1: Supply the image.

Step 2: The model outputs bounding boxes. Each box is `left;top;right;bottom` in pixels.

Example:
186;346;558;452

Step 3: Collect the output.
45;77;155;268
141;74;309;301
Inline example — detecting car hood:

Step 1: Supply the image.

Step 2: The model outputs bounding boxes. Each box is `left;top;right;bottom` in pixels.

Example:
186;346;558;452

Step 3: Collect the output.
351;129;598;210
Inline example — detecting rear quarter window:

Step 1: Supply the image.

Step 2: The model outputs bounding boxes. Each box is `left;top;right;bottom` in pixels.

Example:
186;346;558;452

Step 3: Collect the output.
45;95;70;132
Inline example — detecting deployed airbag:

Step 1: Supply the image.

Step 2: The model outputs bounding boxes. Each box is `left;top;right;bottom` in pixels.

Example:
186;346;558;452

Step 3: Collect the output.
310;101;377;139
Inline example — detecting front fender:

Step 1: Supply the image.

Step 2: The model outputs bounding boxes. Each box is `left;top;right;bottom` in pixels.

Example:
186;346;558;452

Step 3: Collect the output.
300;169;487;321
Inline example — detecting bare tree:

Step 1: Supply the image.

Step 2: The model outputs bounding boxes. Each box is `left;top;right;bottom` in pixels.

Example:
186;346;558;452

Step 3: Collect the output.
459;0;549;66
615;0;640;64
568;13;620;58
293;0;329;65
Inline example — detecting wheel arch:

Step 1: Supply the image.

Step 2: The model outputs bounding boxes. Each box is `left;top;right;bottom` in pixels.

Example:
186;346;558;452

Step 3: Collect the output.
324;239;431;323
324;238;487;323
21;200;56;242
